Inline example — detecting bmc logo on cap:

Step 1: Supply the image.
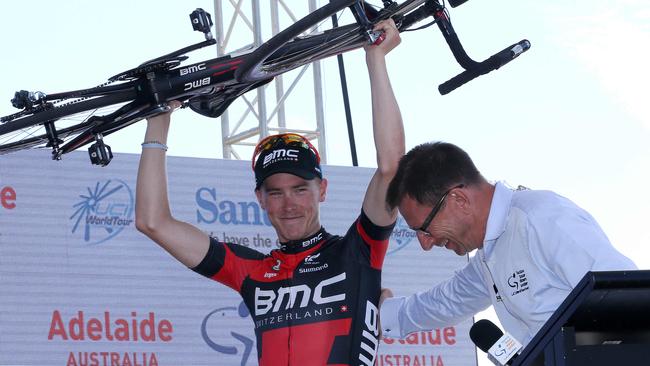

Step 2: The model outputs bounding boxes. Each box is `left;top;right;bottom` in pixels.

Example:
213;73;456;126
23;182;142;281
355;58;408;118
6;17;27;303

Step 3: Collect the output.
263;148;299;167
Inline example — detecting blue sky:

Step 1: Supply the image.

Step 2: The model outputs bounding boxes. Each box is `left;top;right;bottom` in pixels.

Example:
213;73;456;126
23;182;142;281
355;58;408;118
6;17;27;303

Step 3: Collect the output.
1;1;649;364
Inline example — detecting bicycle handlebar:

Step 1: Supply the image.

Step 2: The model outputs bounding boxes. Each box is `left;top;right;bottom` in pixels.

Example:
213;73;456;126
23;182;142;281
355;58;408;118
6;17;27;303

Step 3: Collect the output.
448;0;469;8
430;3;531;95
439;39;531;95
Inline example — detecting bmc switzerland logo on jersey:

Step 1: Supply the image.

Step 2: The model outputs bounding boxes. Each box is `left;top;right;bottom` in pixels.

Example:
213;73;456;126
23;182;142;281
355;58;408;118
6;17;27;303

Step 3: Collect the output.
254;273;346;316
70;179;134;245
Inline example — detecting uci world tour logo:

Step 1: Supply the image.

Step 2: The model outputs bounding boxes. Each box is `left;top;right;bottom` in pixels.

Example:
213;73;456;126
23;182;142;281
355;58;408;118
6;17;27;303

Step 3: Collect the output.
387;216;416;255
70;179;134;245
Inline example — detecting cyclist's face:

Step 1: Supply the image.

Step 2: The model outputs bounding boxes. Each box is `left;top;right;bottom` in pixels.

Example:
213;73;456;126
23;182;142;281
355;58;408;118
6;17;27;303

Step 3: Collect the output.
399;195;477;256
256;173;327;242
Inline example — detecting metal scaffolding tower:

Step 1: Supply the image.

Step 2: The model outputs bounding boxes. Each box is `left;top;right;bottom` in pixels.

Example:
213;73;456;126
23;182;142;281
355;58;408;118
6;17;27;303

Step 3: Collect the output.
212;0;328;163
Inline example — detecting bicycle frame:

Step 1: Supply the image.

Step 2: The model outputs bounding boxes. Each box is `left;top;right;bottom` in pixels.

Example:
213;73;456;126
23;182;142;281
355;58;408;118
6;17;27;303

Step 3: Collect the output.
0;0;530;166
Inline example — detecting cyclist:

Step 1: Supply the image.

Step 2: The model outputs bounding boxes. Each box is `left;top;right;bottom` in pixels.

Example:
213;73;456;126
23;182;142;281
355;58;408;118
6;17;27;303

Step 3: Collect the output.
135;19;403;365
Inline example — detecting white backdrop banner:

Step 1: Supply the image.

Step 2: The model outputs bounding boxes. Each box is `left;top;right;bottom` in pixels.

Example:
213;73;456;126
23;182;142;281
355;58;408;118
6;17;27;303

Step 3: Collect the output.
0;150;476;366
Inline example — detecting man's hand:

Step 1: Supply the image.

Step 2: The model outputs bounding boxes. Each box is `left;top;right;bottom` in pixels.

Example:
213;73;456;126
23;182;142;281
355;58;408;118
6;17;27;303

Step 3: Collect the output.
145;100;182;125
364;19;401;57
378;287;394;339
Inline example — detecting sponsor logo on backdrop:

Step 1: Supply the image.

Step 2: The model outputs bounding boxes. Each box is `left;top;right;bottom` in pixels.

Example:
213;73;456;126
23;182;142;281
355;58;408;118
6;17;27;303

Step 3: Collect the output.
196;187;272;226
388;216;416;255
70;179;134;245
47;309;172;366
1;185;16;210
201;301;254;365
196;187;281;251
380;327;458;366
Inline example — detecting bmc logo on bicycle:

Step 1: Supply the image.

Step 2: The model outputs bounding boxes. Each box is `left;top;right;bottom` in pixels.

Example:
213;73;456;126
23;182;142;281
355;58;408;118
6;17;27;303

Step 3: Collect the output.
254;273;346;316
69;179;134;245
180;63;206;76
184;77;211;91
1;186;17;210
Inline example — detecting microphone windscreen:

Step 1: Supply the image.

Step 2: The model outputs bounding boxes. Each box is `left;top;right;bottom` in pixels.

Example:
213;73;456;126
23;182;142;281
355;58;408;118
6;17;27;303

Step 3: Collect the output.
470;319;504;353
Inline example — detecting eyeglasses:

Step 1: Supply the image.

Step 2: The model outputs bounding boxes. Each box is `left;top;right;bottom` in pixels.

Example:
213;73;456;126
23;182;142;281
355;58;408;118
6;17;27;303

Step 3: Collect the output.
412;184;465;236
251;133;320;170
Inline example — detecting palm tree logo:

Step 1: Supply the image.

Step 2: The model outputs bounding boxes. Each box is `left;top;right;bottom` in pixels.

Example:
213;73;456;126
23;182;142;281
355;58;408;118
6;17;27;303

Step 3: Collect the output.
70;179;133;244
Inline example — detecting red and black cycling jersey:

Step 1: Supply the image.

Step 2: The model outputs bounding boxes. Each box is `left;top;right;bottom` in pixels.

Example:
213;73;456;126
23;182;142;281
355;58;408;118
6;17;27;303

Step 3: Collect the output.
192;210;394;366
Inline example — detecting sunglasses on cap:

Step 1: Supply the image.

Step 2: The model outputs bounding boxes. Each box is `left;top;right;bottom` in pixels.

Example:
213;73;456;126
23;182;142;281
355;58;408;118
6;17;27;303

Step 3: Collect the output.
251;133;321;170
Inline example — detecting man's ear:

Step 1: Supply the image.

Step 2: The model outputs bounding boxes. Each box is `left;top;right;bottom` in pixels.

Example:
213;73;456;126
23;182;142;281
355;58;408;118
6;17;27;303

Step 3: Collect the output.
450;187;469;210
319;178;328;202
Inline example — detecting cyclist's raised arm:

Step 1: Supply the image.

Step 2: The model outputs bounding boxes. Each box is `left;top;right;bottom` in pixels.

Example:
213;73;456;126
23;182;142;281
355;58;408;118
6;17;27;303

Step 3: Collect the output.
362;19;405;227
135;102;210;268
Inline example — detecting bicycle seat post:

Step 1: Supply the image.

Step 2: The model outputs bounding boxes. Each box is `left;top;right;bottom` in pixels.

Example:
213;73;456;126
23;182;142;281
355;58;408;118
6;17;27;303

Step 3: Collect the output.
190;8;214;41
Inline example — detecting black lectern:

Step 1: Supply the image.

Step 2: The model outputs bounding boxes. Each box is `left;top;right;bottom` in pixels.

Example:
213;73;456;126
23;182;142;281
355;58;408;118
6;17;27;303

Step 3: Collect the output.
511;270;650;366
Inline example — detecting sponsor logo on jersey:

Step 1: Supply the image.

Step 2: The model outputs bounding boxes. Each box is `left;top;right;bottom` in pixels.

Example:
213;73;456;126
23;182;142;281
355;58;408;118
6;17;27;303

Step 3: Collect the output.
298;263;329;274
70;179;134;245
359;300;380;366
302;232;323;247
507;269;530;296
264;272;278;278
299;253;328;273
272;259;282;271
304;253;321;264
254;273;346;316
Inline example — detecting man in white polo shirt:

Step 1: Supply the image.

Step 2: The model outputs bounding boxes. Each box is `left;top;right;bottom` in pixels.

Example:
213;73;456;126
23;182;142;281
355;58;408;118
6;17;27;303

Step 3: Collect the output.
379;141;637;346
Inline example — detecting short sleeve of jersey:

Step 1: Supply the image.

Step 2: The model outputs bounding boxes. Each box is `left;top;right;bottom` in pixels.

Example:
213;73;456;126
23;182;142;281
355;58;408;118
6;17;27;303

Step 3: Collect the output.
191;237;266;292
352;209;396;270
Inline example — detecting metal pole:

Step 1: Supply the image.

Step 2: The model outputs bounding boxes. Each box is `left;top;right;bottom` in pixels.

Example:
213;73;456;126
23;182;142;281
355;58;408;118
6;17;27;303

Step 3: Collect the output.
309;0;328;163
252;0;269;138
214;0;232;158
329;1;358;166
270;1;287;128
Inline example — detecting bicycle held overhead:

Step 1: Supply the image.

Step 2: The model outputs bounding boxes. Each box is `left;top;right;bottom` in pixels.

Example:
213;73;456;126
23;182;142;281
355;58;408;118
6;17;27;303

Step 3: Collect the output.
0;0;530;166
